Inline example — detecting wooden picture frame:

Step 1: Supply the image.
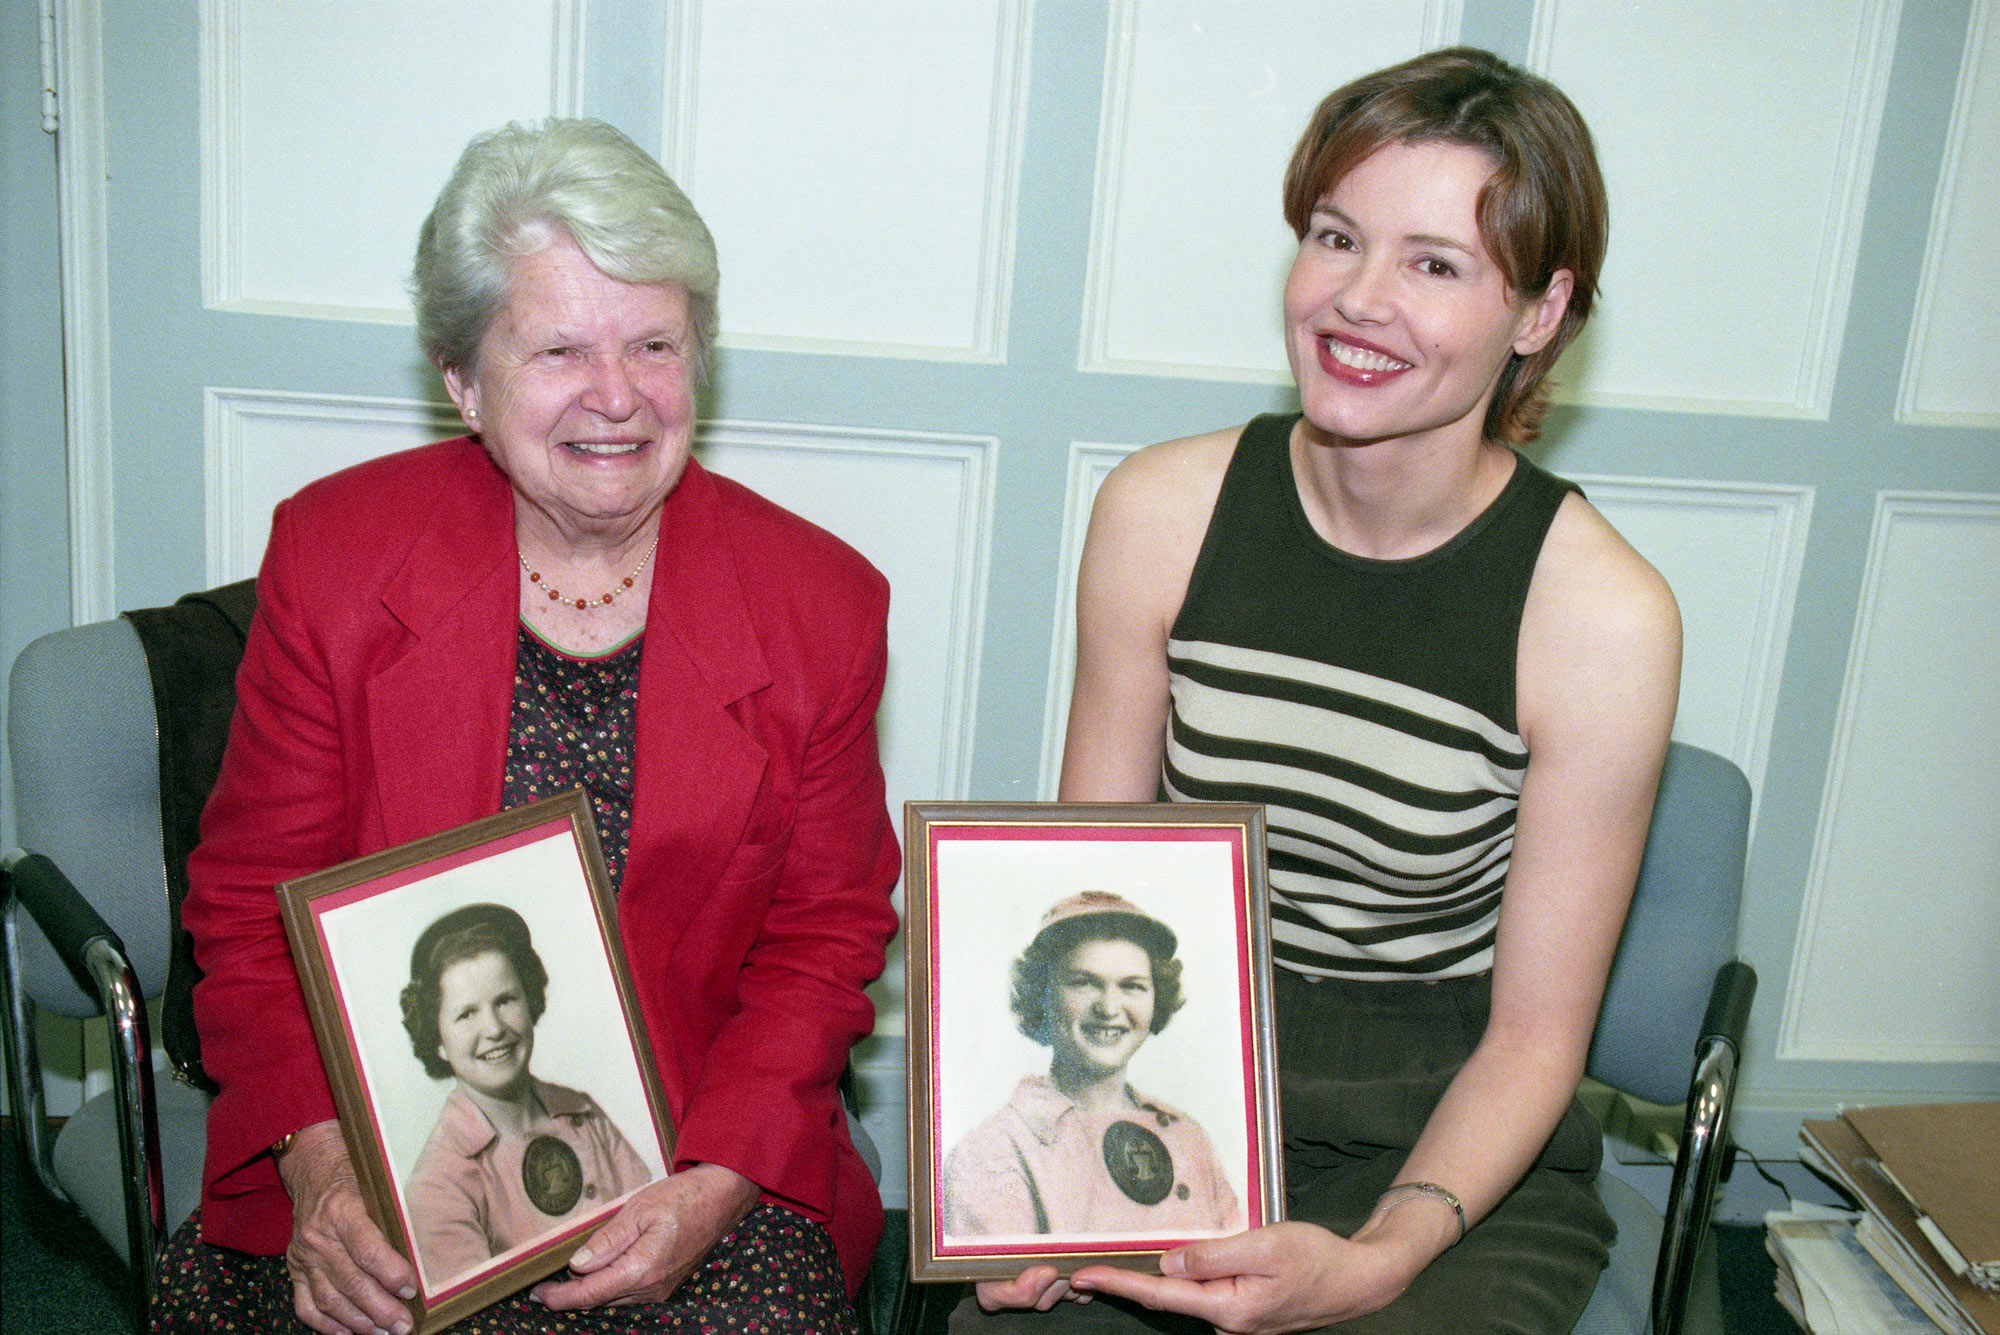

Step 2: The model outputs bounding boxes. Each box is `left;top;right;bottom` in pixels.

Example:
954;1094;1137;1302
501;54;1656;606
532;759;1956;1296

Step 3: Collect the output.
278;791;673;1333
904;801;1282;1281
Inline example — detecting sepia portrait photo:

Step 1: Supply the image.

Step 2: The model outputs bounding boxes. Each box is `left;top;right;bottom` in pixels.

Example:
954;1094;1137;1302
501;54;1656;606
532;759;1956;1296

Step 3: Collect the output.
905;802;1281;1280
279;793;673;1332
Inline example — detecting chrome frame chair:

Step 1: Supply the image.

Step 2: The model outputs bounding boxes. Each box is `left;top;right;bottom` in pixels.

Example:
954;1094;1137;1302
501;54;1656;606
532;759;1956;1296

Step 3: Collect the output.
3;609;224;1327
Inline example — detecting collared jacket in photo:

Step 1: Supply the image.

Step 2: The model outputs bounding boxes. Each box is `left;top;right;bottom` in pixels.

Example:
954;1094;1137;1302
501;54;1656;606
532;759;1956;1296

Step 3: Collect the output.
408;1077;651;1284
941;1075;1244;1239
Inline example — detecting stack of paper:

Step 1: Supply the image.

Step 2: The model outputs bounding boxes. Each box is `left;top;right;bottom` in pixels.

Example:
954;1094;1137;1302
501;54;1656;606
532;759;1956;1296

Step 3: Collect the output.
1801;1103;2000;1335
1765;1205;1938;1334
1844;1103;2000;1297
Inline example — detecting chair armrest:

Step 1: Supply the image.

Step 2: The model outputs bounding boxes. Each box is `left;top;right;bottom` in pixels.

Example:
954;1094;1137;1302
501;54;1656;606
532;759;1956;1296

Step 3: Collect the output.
0;850;168;1305
1699;958;1755;1053
6;853;129;988
1651;960;1756;1335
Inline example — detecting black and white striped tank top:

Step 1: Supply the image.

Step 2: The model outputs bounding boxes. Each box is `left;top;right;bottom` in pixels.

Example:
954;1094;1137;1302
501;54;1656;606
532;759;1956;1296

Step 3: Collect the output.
1165;414;1576;980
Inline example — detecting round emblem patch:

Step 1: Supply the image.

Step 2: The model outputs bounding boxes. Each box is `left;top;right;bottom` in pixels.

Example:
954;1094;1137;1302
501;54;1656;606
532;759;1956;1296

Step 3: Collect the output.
521;1135;584;1216
1102;1120;1175;1206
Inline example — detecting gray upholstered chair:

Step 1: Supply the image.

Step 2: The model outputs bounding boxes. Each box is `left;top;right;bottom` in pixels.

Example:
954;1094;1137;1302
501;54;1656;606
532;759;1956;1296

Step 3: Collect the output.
1572;741;1757;1335
3;589;251;1324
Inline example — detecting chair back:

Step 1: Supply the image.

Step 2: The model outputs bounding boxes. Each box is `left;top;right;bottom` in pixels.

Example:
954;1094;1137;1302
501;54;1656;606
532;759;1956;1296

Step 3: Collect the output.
7;619;171;1016
1586;742;1752;1106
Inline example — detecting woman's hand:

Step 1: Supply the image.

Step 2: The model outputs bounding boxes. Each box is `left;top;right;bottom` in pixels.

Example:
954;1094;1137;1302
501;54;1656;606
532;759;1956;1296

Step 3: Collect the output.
1068;1221;1427;1335
973;1265;1091;1313
532;1162;760;1309
277;1119;419;1335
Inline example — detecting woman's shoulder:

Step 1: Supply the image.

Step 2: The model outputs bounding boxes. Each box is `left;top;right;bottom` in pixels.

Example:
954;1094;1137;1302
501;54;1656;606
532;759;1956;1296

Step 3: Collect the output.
1517;491;1682;742
284;437;494;522
533;1077;607;1119
1535;491;1679;639
1099;426;1242;515
946;1076;1049;1164
1083;423;1247;577
688;462;888;605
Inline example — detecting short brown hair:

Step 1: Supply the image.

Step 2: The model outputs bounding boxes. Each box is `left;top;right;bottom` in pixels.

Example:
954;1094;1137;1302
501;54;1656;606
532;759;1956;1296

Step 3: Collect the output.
1282;47;1607;444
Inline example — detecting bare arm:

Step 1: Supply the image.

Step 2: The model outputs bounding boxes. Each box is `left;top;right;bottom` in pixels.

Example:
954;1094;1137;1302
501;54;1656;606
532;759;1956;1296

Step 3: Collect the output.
1074;494;1682;1332
1058;430;1235;802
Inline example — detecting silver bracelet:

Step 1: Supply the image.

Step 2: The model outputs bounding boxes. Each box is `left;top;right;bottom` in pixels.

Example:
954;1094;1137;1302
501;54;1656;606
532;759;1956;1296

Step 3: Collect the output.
1375;1181;1467;1244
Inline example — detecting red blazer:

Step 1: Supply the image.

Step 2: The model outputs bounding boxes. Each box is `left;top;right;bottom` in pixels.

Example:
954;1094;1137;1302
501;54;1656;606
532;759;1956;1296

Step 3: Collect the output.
183;438;900;1289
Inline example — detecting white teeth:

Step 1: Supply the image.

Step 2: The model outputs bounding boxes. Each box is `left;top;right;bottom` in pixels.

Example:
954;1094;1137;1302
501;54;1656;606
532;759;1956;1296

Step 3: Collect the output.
566;440;641;455
1325;339;1411;372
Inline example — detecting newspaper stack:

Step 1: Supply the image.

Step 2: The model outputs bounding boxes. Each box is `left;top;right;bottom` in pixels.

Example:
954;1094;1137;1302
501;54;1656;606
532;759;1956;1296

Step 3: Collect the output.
1766;1205;1941;1334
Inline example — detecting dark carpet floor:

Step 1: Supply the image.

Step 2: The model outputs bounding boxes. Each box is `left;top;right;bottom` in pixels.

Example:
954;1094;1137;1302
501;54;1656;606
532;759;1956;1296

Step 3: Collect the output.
2;1122;1798;1334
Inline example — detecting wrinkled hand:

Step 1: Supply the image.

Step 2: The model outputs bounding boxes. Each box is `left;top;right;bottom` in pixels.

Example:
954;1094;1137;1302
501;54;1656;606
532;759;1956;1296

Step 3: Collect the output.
974;1264;1092;1313
278;1119;419;1335
1069;1222;1419;1335
533;1163;760;1310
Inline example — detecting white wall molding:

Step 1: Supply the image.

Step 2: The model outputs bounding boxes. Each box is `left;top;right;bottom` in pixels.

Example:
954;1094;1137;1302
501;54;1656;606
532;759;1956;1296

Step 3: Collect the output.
51;0;115;624
1080;0;1459;382
200;0;587;324
1569;475;1813;809
1530;0;1901;419
667;1;1029;362
204;388;463;585
658;0;699;179
1897;0;2000;427
1038;441;1140;796
1782;492;2000;1063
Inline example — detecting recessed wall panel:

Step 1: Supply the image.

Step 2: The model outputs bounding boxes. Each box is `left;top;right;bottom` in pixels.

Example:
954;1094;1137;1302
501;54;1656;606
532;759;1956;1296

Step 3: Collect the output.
202;0;582;321
697;422;998;1037
1082;0;1459;380
1899;1;2000;426
670;1;1028;360
206;389;463;584
1530;0;1898;417
1783;495;2000;1062
1574;477;1812;804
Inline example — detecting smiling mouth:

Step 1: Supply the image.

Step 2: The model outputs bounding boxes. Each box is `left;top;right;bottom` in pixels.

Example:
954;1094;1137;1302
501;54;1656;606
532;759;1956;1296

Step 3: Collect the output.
1322;337;1412;372
1080;1023;1130;1046
563;440;644;456
472;1041;520;1064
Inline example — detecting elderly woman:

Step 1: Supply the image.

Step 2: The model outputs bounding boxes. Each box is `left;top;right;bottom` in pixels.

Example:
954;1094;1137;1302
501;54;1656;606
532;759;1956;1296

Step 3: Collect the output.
398;903;651;1285
941;892;1241;1240
161;119;898;1335
972;49;1679;1335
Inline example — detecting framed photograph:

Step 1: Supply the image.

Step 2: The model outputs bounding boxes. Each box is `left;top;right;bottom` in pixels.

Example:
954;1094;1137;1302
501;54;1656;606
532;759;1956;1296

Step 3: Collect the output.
905;801;1282;1281
278;790;673;1334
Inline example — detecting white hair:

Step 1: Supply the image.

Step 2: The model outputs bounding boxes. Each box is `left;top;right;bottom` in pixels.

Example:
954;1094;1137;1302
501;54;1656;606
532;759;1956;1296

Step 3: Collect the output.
412;118;718;381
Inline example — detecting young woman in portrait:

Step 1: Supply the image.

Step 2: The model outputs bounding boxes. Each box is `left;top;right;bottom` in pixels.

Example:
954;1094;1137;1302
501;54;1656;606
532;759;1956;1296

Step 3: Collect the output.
941;892;1242;1242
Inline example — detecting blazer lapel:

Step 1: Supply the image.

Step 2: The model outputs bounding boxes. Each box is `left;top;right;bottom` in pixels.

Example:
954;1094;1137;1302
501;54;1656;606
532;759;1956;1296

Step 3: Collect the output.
623;462;773;925
366;443;518;848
